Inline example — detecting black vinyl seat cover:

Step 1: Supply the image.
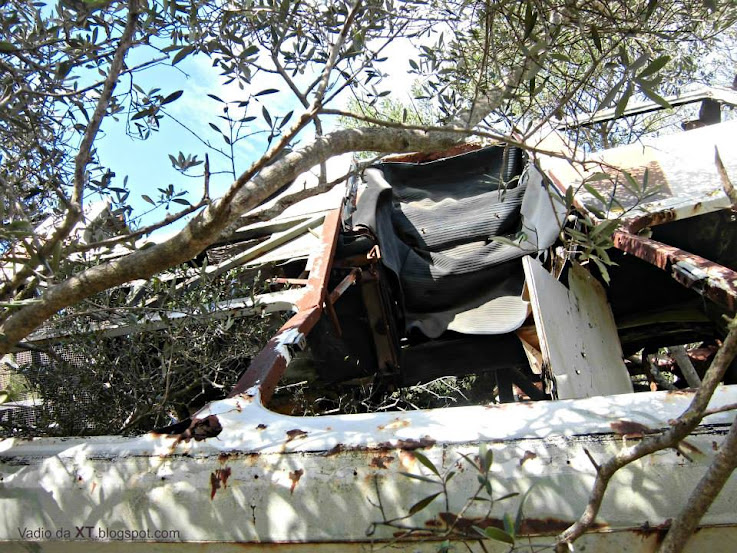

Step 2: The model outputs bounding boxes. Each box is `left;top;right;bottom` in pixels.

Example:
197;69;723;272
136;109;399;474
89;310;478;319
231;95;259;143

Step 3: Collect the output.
353;145;563;338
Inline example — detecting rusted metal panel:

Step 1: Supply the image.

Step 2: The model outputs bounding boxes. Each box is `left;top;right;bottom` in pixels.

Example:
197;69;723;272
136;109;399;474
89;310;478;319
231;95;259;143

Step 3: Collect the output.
1;386;736;550
612;230;737;314
523;256;633;399
327;268;360;305
229;208;343;402
360;269;400;374
294;209;343;313
228;306;320;401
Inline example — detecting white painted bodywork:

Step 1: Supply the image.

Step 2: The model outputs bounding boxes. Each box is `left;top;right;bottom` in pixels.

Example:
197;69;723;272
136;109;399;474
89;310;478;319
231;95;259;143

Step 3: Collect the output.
1;386;736;551
532;116;737;224
524;257;634;399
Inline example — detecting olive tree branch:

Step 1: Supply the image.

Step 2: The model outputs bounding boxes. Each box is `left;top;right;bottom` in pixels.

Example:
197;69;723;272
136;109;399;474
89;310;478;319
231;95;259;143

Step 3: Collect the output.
658;411;737;553
0;0;142;303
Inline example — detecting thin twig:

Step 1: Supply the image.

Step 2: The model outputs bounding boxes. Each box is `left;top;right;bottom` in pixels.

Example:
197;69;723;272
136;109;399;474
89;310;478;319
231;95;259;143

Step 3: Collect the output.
68;199;208;254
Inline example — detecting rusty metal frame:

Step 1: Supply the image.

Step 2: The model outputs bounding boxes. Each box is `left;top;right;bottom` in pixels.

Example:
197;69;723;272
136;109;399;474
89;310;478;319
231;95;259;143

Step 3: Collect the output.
229;208;347;402
612;229;737;314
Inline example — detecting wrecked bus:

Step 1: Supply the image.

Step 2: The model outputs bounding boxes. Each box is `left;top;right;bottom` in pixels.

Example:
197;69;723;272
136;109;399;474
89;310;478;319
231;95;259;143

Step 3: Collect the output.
1;86;737;551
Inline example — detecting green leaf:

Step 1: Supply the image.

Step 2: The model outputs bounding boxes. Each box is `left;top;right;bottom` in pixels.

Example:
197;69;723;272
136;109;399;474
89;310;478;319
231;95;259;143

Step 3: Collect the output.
458;452;479;471
131;109;151;121
399;472;439;484
590;219;620;239
591;256;611;284
637;55;671;79
496;492;520;502
638;81;671;109
489;236;521;248
479;442;493;474
550;53;571;63
408;492;441;515
279;110;294;129
141;194;155;205
262;106;272;127
413;451;440;476
172;198;191;206
409;59;419;70
584;203;607;219
207;93;224;103
0;391;8;405
565;185;574;209
629;53;650;73
583;182;609;207
161;90;183;105
171;45;195;65
586;172;611;183
524;3;537;41
209;122;220;133
477;475;492;496
255;88;279;96
622;170;641;194
566;228;588;241
483;526;515;545
0;41;16;52
503;512;515;536
614;84;632;118
515;485;535;536
590;25;602;53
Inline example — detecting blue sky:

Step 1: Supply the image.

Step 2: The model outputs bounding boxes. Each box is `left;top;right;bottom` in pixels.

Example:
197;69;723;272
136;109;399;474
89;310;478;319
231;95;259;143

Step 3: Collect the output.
95;54;274;233
93;37;418;237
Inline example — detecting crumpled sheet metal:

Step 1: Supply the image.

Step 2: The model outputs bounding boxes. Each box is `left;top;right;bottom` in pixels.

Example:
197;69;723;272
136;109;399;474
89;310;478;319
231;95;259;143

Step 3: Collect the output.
537;119;736;229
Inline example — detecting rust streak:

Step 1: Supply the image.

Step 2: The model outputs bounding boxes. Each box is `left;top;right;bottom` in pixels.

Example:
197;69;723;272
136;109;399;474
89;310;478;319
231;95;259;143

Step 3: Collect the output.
370;455;395;469
328;268;361;305
394;437;437;450
611;420;656;438
613;230;737;314
519;450;537;466
325;443;344;456
438;513;608;536
210;467;232;500
289;469;304;494
286;429;308;442
623;208;677;234
633;520;671;545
